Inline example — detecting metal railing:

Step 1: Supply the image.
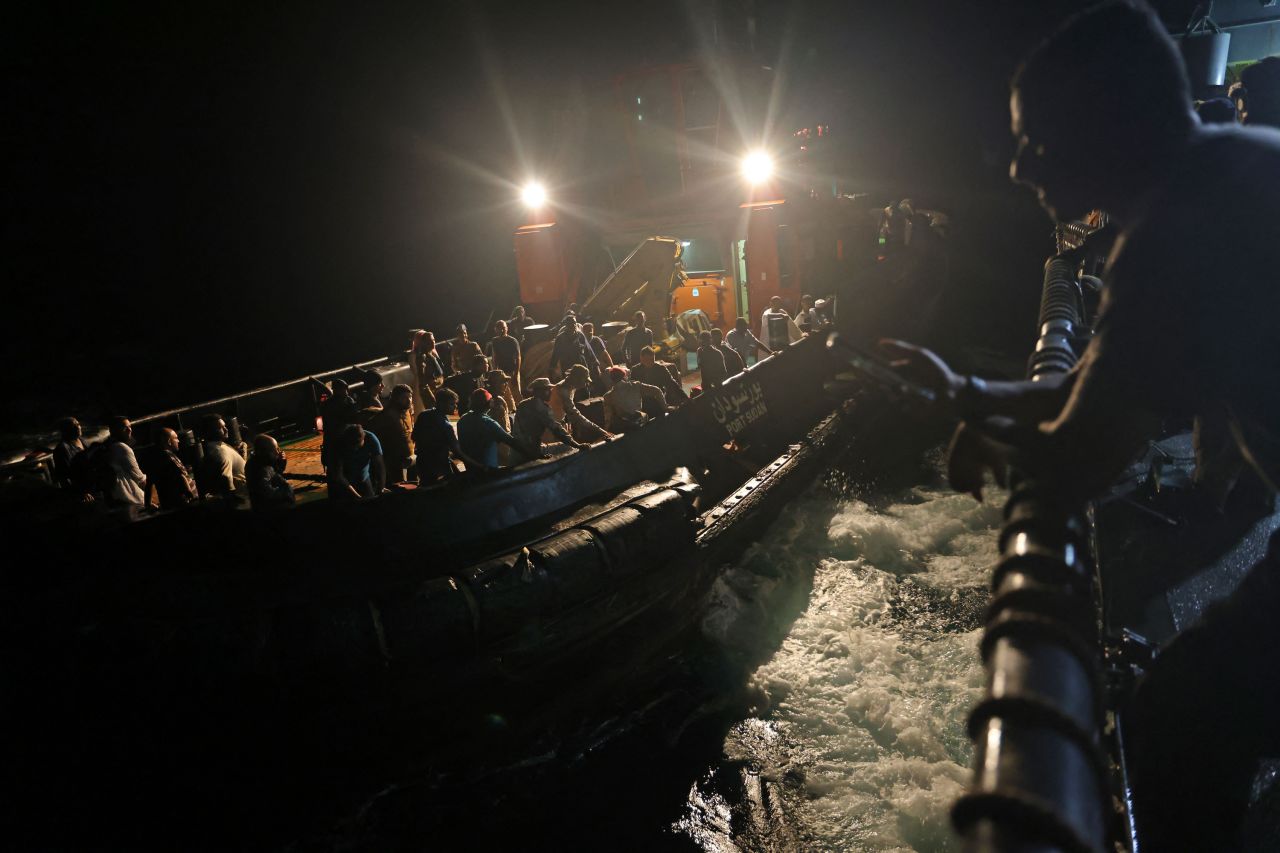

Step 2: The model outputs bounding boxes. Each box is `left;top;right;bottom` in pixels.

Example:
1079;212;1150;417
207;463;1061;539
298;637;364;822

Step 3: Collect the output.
952;256;1112;852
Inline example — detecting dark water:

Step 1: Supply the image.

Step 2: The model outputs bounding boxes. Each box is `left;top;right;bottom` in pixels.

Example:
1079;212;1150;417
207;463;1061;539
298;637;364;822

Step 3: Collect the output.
305;453;1004;852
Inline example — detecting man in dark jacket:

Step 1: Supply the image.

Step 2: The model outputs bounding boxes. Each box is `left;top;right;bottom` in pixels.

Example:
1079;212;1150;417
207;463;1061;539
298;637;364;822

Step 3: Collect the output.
883;4;1280;848
695;330;727;390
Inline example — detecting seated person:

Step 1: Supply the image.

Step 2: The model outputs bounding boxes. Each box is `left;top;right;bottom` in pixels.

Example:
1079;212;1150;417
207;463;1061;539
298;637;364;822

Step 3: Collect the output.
331;423;384;500
246;434;295;510
142;425;198;511
371;383;415;484
602;366;668;432
457;388;538;471
52;416;92;499
197;414;247;497
630;346;688;407
412;388;483;482
103;416;147;509
551;364;613;443
513;377;588;456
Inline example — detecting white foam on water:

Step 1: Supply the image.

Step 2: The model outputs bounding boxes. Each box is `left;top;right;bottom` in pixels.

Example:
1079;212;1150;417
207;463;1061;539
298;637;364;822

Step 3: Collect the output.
691;481;1006;852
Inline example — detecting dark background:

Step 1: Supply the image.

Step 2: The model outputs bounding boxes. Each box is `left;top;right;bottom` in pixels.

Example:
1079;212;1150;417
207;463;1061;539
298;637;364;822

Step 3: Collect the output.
2;0;1218;431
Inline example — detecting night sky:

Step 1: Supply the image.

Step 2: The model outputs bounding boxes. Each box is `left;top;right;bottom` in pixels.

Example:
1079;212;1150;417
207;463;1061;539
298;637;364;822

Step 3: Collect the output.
6;0;1180;432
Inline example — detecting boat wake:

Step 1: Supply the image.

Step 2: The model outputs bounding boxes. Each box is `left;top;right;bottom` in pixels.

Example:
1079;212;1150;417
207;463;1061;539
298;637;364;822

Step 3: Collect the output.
684;473;1005;852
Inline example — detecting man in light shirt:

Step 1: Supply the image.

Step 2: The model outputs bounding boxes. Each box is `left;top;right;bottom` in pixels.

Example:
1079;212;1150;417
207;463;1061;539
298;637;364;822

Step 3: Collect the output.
602;366;668;432
102;416;146;508
197;414;246;498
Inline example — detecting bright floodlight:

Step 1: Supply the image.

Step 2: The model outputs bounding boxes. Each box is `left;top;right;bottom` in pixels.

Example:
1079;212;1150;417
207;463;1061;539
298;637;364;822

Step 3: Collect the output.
741;150;774;185
521;182;547;208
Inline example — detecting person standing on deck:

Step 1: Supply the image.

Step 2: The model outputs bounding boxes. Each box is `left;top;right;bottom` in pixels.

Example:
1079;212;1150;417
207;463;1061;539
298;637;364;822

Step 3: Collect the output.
411;331;446;409
485;320;522;399
726;317;771;367
622;311;655;365
712;328;744;376
371;384;415;484
696;330;727;390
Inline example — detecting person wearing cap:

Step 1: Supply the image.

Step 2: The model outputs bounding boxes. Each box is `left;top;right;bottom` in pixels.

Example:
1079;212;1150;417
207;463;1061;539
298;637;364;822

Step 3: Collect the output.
602;366;668;432
513;377;587;455
484;320;522;399
457;388;536;471
484;368;517;414
621;311;655;365
552;364;612;443
370;383;415;483
726;316;772;367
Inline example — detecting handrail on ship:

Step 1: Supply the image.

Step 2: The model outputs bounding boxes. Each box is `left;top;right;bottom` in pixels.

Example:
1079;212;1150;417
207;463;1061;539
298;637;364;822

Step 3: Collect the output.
951;256;1114;852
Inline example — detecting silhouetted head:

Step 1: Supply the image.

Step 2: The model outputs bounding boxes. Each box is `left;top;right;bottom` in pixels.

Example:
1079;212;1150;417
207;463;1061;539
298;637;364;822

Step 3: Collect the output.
494;319;508;336
435;388;459;416
565;364;591;389
698;330;712;346
389;384;413;411
201;414;228;442
528;377;553;401
769;296;782;310
581;322;594;337
362;370;383;397
1010;1;1195;223
1196;97;1238;125
711;328;725;345
456;324;469;341
469;387;492;413
801;294;814;308
153;425;179;451
734;317;749;332
1240;56;1280;128
512;305;526;320
633;311;646;327
58;417;82;442
608;366;627;385
342;423;365;449
639;347;656;366
330;378;349;397
108;416;133;444
253;433;280;462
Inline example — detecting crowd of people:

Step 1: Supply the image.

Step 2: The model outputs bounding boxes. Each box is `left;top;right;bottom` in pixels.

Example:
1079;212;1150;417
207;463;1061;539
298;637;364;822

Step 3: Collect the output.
47;295;829;516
